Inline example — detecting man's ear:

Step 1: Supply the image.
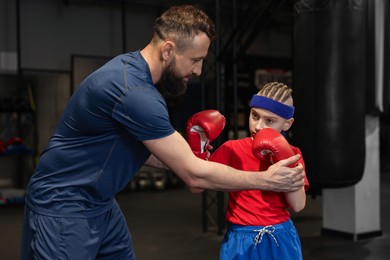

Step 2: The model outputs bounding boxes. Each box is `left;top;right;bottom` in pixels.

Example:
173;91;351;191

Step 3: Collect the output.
161;41;175;61
283;118;294;132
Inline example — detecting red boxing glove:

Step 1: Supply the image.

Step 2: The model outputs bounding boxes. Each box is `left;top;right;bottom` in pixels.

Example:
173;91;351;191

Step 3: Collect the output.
186;110;226;160
252;128;296;167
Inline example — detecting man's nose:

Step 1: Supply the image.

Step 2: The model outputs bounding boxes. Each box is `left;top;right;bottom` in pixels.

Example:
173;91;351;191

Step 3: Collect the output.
192;62;203;76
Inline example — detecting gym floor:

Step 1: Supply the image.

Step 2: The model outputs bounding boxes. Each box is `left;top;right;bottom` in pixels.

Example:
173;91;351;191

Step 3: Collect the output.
1;172;389;260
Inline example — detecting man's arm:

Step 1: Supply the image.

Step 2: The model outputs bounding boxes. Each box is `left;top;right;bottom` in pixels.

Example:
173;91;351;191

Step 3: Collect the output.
143;131;304;192
144;154;169;170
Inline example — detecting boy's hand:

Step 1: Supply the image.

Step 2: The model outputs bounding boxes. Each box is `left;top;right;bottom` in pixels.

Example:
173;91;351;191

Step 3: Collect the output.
252;128;296;167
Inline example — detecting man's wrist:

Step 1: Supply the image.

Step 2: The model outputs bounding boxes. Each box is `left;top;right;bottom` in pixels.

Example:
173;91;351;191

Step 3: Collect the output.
254;170;270;191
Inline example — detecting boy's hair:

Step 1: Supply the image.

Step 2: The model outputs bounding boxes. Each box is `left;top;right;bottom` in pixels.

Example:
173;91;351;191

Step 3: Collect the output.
153;5;216;51
257;82;293;103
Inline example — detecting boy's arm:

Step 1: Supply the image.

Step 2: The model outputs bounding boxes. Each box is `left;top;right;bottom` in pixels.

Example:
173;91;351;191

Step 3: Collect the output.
285;170;307;212
285;147;308;212
253;128;307;211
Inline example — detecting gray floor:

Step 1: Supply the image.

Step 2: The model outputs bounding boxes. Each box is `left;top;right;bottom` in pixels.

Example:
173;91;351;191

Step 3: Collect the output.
1;173;390;259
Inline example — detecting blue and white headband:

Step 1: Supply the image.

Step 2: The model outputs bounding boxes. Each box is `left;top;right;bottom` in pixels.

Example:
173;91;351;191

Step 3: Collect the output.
249;95;295;119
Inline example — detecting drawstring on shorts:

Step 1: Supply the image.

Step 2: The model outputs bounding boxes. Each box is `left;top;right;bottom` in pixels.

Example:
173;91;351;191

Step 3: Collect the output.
253;225;279;247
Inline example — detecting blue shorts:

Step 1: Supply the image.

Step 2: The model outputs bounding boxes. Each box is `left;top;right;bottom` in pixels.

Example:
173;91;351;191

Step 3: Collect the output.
20;200;135;260
220;219;302;260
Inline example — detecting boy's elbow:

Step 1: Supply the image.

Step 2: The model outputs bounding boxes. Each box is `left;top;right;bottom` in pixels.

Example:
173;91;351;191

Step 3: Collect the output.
289;202;306;213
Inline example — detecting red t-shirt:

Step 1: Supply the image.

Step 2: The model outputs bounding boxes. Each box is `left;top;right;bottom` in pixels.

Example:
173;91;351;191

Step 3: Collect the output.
209;137;309;226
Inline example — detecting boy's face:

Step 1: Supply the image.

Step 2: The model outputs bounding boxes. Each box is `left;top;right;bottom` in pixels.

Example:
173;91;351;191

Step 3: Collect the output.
249;107;294;138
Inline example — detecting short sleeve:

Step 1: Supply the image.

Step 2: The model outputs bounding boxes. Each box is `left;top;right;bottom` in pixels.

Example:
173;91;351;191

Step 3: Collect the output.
113;87;175;141
291;146;310;191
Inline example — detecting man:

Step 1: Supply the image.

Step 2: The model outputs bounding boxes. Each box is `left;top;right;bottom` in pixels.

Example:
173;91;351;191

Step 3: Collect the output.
20;5;304;259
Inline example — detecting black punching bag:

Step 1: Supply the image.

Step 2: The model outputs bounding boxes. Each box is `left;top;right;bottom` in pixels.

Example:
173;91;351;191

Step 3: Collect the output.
292;0;366;190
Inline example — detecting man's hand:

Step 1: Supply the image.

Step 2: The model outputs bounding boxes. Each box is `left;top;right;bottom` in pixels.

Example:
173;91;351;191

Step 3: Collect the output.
263;154;304;192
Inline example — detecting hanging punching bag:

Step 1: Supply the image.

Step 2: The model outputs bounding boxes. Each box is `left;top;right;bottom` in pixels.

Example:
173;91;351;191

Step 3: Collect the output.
384;0;390;116
291;0;366;190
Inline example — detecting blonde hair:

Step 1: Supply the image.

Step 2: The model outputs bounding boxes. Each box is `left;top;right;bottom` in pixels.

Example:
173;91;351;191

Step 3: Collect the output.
257;82;292;103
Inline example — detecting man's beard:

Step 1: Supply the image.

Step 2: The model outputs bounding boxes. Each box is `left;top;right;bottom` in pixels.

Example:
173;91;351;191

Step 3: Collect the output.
157;59;188;97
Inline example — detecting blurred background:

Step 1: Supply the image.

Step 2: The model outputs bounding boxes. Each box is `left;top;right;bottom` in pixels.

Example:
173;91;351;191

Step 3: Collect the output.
0;0;389;259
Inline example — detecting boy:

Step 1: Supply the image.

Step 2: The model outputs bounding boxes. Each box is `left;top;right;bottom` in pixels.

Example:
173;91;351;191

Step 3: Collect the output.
210;82;309;259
